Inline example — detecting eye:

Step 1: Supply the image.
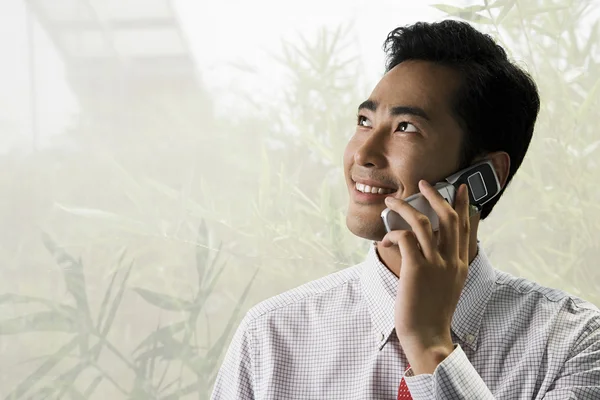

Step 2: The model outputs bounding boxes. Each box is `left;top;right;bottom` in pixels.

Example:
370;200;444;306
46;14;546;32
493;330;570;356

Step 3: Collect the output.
397;121;418;133
357;115;372;128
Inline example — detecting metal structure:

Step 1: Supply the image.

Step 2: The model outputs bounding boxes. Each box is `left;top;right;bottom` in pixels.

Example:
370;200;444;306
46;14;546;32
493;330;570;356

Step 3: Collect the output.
24;0;210;139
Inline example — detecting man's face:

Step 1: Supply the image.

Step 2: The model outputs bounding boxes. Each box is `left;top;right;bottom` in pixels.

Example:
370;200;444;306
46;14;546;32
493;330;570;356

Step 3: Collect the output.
344;60;465;241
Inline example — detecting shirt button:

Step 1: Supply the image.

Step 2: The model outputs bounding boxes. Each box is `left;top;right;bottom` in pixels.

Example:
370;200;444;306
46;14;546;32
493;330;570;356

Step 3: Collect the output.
380;332;385;342
465;334;475;344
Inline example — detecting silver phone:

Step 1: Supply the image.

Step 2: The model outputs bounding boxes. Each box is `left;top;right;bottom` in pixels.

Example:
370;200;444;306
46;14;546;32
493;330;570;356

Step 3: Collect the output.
381;182;456;232
380;159;501;233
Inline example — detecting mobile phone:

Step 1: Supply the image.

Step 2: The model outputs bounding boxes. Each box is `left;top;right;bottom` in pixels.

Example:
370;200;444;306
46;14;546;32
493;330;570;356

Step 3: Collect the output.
380;159;501;233
381;182;456;232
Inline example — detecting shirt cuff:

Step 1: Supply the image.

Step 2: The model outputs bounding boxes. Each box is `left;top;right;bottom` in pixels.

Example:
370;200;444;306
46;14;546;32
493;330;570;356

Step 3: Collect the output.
403;344;494;399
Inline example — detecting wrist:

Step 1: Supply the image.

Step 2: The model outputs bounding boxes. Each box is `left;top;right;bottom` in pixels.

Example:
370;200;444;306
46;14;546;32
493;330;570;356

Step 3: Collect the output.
401;335;454;375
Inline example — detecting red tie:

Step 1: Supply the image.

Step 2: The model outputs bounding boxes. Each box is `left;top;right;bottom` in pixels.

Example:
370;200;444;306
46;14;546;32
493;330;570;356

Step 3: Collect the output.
397;364;413;399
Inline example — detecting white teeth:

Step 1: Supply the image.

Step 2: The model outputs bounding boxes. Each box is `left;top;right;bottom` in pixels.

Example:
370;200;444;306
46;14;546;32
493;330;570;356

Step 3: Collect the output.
355;182;394;194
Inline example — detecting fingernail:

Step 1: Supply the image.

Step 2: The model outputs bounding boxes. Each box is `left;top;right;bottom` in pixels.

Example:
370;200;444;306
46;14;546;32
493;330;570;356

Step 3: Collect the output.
419;179;430;187
385;197;393;204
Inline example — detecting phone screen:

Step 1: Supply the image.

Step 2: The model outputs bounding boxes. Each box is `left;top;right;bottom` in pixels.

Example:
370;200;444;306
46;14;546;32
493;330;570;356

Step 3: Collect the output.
468;172;488;201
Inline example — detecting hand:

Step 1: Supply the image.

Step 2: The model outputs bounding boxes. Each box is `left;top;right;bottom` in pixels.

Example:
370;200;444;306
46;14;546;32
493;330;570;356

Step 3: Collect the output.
382;180;471;375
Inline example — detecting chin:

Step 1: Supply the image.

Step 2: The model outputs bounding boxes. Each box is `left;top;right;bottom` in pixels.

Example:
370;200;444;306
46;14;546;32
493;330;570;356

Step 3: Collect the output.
345;211;387;242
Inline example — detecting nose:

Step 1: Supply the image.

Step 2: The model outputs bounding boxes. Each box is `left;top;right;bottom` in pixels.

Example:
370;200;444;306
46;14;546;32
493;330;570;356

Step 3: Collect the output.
354;129;387;168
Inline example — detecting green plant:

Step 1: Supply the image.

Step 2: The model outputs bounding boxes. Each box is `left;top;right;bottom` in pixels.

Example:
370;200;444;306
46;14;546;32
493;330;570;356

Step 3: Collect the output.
2;1;598;398
0;222;256;399
432;0;600;305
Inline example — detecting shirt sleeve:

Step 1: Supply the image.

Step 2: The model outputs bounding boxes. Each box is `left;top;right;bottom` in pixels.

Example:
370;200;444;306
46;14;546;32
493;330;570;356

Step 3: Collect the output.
403;324;600;400
541;324;600;400
210;316;256;400
403;344;495;399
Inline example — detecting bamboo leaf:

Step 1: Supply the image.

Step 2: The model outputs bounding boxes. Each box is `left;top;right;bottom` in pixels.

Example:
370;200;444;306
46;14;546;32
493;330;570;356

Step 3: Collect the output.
95;262;121;334
291;185;321;213
431;4;472;16
0;294;53;306
466;13;494;24
24;387;55;400
0;294;77;316
582;140;600;158
66;386;86;400
134;335;197;363
0;311;76;335
581;21;598;59
53;204;134;222
432;3;493;24
201;241;223;291
98;260;134;339
258;145;272;212
82;376;103;398
41;233;91;325
162;269;260;399
133;321;187;354
496;2;515;23
530;23;557;39
133;288;193;311
4;336;79;400
528;4;570;15
141;177;181;199
430;3;463;15
52;360;91;400
195;220;210;287
193;259;228;312
463;4;488;12
202;268;260;371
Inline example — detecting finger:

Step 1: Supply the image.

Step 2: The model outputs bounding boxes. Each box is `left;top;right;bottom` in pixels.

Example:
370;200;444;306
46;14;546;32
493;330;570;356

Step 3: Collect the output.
418;180;459;260
384;196;435;260
381;230;424;264
456;183;471;264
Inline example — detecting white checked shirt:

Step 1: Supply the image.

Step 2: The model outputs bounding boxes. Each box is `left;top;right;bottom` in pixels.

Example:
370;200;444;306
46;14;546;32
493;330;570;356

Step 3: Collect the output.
211;241;600;399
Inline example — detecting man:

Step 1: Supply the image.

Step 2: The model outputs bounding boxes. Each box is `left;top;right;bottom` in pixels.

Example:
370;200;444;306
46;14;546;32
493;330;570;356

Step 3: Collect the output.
211;20;600;399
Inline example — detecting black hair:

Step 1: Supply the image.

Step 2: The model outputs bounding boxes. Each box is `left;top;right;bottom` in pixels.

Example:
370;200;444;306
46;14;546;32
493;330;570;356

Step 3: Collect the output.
383;20;540;220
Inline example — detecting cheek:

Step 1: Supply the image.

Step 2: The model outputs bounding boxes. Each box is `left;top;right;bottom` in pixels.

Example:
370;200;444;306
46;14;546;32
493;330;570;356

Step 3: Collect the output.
387;143;437;191
387;143;423;174
393;143;455;185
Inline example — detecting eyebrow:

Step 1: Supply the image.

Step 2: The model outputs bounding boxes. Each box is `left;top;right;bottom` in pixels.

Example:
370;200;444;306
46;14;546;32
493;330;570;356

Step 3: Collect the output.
358;99;431;121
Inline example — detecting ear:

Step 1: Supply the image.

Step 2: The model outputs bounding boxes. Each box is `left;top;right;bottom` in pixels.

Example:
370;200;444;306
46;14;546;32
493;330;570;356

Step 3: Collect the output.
485;151;511;190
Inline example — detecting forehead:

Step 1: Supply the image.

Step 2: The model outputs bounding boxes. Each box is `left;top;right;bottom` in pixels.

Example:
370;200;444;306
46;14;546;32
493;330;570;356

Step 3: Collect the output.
369;60;462;115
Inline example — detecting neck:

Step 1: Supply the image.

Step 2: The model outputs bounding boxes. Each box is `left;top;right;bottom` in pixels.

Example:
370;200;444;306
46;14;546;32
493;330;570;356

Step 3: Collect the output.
376;215;481;278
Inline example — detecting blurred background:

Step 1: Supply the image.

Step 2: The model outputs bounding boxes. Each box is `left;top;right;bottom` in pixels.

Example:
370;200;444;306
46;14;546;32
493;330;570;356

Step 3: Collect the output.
0;0;598;398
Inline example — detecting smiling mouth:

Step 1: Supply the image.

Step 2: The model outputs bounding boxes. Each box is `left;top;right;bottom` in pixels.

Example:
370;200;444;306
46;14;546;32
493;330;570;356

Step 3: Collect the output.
354;181;396;195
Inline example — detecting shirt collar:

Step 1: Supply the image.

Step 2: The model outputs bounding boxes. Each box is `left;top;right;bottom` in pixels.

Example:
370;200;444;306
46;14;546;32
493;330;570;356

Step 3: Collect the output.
360;240;496;351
